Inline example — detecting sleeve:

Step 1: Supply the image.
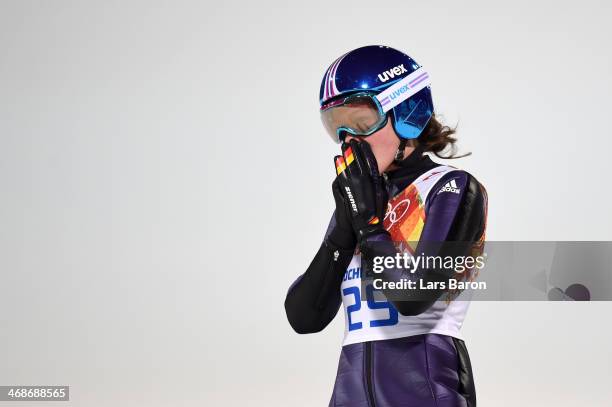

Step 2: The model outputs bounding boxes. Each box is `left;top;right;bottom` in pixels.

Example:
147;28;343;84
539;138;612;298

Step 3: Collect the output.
284;212;355;334
361;171;487;316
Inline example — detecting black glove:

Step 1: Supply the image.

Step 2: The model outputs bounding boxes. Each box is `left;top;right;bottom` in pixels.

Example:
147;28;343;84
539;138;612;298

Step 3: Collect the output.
334;139;389;246
327;178;357;250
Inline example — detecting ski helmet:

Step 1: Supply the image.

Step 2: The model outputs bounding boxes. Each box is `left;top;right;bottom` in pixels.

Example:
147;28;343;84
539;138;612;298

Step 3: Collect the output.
319;45;433;144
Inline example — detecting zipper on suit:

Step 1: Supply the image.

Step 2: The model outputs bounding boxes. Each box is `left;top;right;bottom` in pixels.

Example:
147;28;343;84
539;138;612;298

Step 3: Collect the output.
365;341;376;407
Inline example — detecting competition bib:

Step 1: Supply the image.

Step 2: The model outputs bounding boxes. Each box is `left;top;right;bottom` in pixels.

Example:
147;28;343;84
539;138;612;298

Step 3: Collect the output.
340;166;471;345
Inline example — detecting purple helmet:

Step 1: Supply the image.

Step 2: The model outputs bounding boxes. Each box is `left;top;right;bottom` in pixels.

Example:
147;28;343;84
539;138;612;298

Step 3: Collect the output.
319;45;433;140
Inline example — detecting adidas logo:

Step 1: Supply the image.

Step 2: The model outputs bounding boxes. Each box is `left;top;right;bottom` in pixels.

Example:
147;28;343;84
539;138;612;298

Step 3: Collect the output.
439;179;460;194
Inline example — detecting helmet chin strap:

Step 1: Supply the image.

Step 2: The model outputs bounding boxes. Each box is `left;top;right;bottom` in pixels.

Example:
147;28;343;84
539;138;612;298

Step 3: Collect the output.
393;138;409;164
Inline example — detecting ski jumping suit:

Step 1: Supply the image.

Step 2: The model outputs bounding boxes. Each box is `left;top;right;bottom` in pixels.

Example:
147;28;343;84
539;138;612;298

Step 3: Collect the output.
285;149;487;407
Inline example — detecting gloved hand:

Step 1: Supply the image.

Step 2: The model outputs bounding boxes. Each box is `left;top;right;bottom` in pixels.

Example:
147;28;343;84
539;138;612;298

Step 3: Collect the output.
334;139;389;246
326;178;358;250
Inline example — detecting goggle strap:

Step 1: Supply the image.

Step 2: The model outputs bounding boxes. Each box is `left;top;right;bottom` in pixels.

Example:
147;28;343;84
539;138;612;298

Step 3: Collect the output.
376;67;431;113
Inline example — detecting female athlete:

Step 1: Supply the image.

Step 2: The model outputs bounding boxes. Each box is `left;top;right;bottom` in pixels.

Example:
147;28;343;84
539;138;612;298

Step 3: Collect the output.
285;45;487;407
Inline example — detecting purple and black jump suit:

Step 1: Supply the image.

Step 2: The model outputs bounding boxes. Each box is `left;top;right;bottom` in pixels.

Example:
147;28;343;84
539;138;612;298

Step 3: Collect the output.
285;149;487;406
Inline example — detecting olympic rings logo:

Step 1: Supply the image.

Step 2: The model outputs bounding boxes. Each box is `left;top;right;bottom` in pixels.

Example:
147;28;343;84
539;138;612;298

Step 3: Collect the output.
384;198;410;230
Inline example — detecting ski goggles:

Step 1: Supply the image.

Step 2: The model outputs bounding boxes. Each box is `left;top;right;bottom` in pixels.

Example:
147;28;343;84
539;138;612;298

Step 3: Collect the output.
320;67;431;143
320;93;387;143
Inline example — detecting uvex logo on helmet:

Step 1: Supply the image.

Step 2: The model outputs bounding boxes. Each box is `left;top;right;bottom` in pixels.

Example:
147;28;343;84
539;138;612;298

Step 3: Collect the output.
377;64;408;83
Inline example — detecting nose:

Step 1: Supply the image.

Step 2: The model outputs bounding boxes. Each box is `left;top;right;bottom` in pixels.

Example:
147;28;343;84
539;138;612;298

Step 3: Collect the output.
343;135;363;144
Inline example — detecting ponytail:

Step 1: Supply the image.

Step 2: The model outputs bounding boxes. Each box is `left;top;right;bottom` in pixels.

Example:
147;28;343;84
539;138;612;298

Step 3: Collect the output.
417;114;470;159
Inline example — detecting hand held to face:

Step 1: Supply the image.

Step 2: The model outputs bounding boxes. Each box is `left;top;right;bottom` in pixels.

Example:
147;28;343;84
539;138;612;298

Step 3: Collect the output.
334;140;389;247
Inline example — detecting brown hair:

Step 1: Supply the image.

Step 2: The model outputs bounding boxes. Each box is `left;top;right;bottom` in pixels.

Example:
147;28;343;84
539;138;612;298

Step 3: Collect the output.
415;114;470;159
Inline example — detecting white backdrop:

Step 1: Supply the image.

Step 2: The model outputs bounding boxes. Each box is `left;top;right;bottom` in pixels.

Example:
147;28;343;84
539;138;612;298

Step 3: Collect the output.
1;1;611;406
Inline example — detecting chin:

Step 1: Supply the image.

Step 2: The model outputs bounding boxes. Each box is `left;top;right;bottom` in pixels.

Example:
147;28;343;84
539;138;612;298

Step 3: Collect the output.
375;157;392;173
